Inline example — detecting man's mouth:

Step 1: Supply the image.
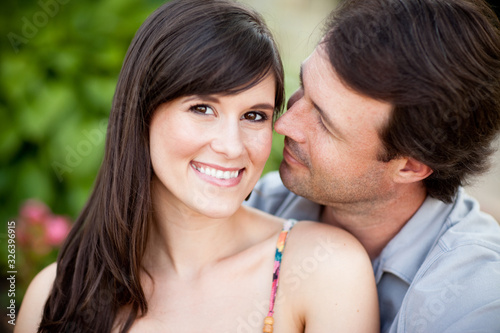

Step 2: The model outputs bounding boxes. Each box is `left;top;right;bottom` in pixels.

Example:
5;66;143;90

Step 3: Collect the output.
283;138;307;167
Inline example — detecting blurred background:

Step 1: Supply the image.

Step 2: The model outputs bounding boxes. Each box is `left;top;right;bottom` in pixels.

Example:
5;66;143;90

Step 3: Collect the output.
1;0;499;331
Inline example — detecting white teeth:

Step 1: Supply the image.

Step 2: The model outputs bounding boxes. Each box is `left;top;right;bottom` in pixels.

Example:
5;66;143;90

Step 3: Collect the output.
192;164;240;180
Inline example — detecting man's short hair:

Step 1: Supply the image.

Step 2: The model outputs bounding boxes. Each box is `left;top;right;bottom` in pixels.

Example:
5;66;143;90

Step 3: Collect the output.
323;0;500;202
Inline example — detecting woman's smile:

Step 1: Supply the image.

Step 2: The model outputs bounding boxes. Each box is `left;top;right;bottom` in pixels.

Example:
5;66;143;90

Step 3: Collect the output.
190;161;245;187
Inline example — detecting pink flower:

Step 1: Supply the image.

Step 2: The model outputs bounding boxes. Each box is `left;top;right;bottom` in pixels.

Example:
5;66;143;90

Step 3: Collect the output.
20;200;50;225
17;199;72;250
44;216;71;246
16;222;30;246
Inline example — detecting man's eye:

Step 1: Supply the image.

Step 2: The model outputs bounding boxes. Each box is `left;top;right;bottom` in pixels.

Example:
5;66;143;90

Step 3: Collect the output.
190;105;215;115
317;117;327;130
242;112;266;122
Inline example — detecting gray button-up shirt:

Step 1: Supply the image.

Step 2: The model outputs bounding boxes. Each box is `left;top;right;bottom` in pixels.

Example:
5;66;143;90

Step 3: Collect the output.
245;171;500;332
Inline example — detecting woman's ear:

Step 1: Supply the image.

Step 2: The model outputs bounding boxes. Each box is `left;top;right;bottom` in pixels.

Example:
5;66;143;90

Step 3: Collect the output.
392;157;433;184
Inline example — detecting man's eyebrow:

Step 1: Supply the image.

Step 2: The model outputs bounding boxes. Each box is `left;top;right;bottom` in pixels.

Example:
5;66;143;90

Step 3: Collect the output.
299;65;304;89
299;64;345;140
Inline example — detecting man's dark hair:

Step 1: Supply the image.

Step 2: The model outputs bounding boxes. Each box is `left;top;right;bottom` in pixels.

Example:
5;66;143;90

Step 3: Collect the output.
323;0;500;202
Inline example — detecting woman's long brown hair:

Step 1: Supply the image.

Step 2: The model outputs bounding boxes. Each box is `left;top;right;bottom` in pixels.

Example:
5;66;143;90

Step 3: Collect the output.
37;1;284;331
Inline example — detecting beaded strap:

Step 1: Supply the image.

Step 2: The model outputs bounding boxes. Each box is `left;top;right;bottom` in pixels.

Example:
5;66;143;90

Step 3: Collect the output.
263;219;297;333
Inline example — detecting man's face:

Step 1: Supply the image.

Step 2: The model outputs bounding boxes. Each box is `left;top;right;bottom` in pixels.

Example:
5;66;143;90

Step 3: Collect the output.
275;46;399;207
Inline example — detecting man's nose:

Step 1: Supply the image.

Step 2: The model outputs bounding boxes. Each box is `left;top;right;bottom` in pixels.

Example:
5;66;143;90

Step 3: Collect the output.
287;88;303;110
275;89;307;143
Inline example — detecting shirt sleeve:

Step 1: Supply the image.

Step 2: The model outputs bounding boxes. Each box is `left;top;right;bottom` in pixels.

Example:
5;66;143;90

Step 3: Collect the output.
396;243;500;333
244;171;291;215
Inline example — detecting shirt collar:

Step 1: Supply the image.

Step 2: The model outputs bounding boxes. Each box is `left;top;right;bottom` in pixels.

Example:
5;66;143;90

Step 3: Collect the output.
277;191;323;221
372;193;457;285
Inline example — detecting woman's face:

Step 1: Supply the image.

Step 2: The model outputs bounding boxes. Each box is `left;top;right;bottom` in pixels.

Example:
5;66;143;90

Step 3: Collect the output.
149;74;276;219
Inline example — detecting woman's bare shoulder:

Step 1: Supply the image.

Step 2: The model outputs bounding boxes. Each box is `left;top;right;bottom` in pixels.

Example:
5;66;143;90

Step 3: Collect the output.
281;221;379;332
282;221;374;283
286;220;369;261
15;263;57;333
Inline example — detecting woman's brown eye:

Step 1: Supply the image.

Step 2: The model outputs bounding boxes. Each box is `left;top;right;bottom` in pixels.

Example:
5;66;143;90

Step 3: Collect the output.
191;105;215;115
243;112;265;121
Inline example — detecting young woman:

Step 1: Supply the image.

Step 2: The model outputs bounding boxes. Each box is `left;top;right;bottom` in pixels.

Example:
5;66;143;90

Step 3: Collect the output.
16;1;379;332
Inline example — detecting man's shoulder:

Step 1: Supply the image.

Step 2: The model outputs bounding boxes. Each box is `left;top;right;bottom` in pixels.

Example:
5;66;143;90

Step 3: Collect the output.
396;191;500;332
398;239;500;332
439;189;500;251
415;189;500;292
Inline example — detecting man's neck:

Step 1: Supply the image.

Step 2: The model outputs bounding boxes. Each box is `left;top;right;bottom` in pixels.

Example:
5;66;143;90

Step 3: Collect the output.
320;184;427;260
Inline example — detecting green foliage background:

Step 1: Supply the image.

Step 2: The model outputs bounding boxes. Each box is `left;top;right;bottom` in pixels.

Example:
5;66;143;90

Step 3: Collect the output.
0;0;286;325
1;0;165;227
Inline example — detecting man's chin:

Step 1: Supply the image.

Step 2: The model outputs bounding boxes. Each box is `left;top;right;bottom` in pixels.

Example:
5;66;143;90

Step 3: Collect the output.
279;161;305;195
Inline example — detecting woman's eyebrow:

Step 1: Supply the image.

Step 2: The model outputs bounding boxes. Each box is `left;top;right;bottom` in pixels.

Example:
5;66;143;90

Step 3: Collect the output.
185;96;274;111
184;95;220;103
249;103;275;111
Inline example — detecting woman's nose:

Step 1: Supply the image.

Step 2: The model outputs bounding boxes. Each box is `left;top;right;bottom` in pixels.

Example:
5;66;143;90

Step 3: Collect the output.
210;121;245;159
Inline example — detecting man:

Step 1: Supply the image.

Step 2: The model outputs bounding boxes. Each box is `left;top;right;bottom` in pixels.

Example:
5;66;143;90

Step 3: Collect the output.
246;0;500;331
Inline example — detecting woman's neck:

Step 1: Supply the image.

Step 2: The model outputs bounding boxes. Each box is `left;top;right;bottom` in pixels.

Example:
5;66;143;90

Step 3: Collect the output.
143;197;250;280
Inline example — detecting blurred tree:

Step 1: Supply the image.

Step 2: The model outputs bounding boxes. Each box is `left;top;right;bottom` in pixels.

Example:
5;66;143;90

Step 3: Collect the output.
1;0;165;227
